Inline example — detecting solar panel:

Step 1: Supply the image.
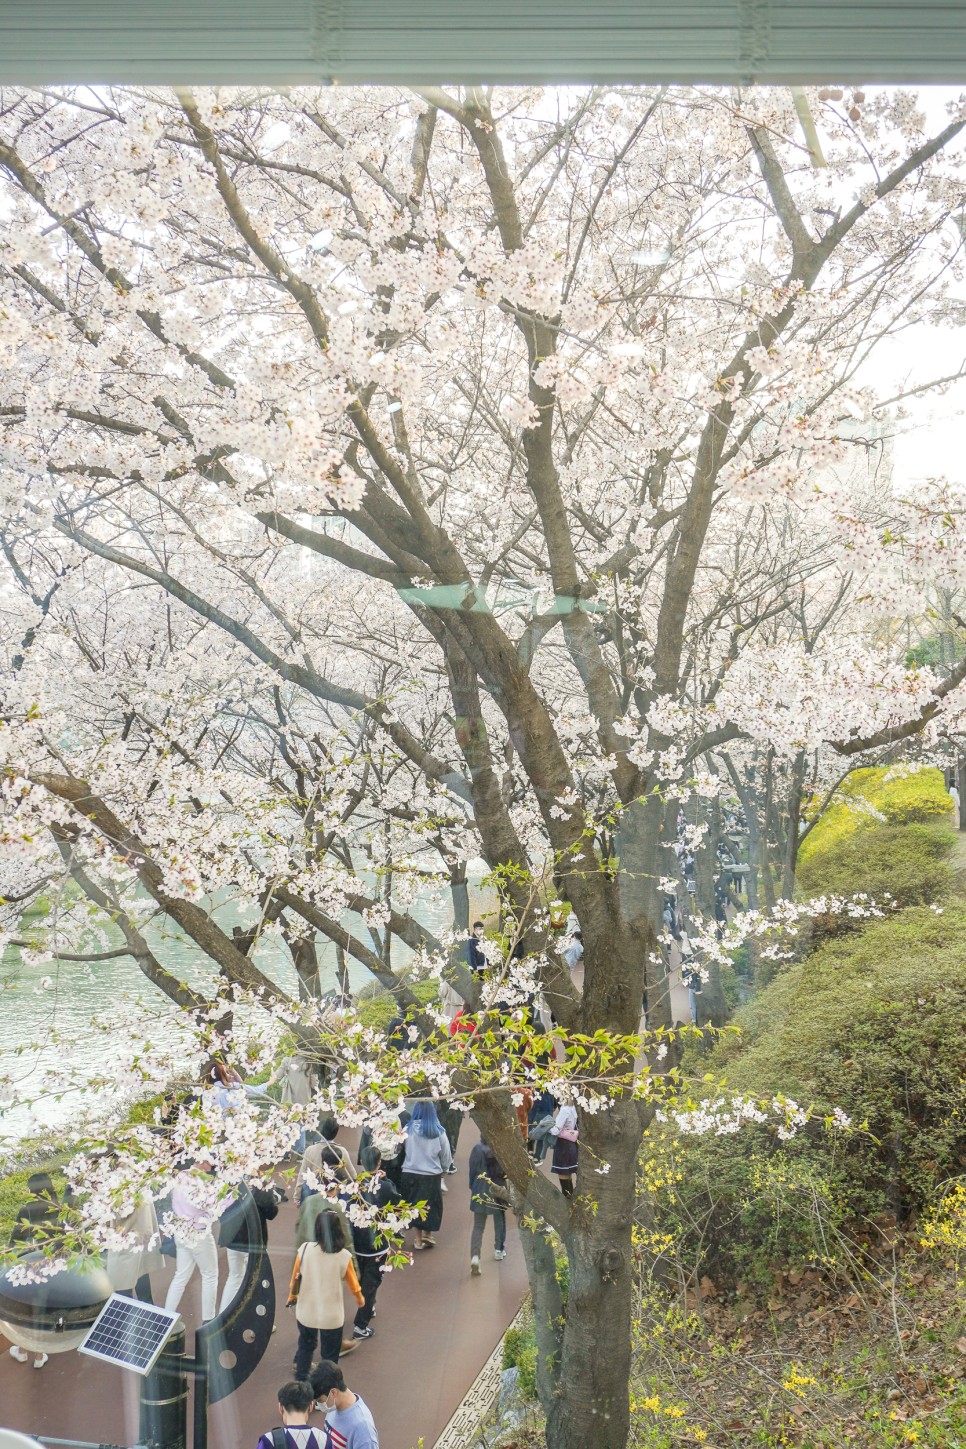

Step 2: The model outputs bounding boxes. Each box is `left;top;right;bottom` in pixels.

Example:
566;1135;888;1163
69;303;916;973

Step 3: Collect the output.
78;1293;181;1376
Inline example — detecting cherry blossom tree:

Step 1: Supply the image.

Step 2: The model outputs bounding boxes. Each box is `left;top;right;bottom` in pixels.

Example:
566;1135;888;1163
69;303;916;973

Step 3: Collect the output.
3;82;966;1449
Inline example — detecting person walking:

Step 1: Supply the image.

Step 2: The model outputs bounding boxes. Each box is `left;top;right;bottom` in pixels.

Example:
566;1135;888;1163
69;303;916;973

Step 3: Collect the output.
106;1191;164;1299
562;930;583;973
289;1209;363;1378
467;921;487;974
296;1118;356;1204
218;1182;281;1315
468;1136;508;1276
348;1147;403;1340
255;1379;327;1449
526;1089;557;1164
266;1051;319;1153
295;1152;357;1272
400;1100;453;1250
357;1107;410;1192
550;1103;579;1197
310;1361;379;1449
163;1166;221;1323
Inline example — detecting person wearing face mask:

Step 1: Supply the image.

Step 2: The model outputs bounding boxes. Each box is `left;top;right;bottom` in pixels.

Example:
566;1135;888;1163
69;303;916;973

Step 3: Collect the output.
309;1360;379;1449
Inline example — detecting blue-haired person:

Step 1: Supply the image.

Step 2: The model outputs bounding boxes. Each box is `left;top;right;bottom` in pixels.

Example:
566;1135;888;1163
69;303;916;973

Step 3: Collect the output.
400;1100;454;1250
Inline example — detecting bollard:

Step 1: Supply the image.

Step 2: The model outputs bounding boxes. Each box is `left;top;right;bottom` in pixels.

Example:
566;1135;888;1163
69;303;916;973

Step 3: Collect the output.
139;1322;188;1449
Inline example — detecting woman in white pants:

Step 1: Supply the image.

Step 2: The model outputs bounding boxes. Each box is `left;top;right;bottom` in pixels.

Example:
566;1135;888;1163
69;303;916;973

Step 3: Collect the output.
163;1170;220;1323
219;1244;247;1315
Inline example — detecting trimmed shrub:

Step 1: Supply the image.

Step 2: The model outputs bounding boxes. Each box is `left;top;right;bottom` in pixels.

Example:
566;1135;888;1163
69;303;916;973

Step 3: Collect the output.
799;766;952;866
796;820;954;911
712;902;966;1222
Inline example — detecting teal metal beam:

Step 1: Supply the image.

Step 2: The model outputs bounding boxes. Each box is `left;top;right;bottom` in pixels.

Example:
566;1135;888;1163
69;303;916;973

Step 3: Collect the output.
1;0;966;84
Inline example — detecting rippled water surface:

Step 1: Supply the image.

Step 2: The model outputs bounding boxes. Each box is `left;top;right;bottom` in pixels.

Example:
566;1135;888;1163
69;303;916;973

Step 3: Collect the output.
0;882;461;1146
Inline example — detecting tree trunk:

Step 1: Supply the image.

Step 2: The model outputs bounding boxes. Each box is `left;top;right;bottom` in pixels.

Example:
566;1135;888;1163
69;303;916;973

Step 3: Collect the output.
516;1213;565;1413
760;750;777;909
546;1102;640;1449
291;937;321;1000
693;795;718;919
616;795;670;1032
695;962;729;1029
335;942;350;997
450;861;470;933
780;750;807;900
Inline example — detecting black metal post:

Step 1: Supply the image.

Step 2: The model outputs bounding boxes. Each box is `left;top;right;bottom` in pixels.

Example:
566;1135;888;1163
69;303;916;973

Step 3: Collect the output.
192;1330;208;1449
139;1322;188;1449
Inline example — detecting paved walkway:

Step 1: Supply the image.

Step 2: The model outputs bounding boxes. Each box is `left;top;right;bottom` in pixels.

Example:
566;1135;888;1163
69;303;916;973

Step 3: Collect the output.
0;1126;530;1449
2;966;692;1449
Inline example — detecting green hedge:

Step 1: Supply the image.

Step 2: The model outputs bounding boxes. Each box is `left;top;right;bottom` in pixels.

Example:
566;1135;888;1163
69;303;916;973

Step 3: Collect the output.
796;820;954;912
355;978;440;1031
799;766;952;866
712;902;966;1221
646;897;966;1288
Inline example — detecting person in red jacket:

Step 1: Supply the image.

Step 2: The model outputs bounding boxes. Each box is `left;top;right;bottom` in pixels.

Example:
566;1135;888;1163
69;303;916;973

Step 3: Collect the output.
449;1007;477;1039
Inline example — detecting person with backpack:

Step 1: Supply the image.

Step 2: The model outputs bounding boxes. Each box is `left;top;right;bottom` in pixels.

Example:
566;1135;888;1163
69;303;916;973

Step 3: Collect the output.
255;1379;326;1449
348;1146;404;1341
468;1135;509;1276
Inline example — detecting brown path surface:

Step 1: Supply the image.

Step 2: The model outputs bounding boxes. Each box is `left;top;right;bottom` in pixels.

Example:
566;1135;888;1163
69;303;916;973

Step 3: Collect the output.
0;1125;531;1449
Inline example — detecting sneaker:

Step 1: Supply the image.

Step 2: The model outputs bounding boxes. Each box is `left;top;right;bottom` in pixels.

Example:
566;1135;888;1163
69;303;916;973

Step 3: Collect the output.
352;1325;374;1340
440;1181;448;1193
494;1249;507;1261
33;1353;48;1369
9;1345;28;1363
447;1163;458;1174
340;1339;359;1355
470;1256;482;1277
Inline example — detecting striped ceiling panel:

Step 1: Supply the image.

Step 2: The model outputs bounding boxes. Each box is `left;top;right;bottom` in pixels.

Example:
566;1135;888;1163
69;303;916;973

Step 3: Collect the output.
1;0;965;84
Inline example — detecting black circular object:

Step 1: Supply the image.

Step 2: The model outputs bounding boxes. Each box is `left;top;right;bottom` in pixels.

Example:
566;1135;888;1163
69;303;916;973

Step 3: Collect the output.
0;1253;113;1333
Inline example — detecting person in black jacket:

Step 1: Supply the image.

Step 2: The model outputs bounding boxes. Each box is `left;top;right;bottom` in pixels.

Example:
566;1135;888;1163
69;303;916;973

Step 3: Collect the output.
218;1181;284;1315
468;1137;508;1276
349;1147;404;1340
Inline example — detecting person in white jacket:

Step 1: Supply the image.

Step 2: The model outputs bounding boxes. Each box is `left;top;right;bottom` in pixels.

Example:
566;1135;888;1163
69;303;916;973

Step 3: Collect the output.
550;1104;578;1196
163;1167;221;1323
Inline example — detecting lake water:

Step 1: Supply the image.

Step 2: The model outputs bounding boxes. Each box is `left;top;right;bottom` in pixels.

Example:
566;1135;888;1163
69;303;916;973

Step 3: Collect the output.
0;879;475;1150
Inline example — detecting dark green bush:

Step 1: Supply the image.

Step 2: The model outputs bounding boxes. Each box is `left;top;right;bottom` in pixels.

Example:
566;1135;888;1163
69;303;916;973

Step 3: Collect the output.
640;1124;853;1291
796;821;954;913
713;903;966;1223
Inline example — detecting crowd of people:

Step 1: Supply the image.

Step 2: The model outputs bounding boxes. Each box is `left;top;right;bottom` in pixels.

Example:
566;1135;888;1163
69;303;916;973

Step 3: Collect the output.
4;1079;581;1448
3;911;607;1440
